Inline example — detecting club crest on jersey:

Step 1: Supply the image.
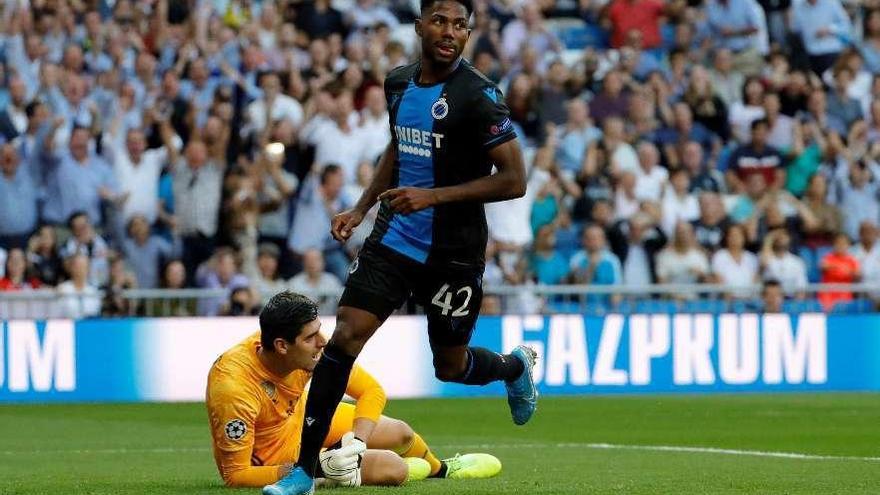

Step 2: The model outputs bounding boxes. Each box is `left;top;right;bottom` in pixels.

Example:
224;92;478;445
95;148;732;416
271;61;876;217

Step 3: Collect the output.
431;97;449;120
260;380;277;401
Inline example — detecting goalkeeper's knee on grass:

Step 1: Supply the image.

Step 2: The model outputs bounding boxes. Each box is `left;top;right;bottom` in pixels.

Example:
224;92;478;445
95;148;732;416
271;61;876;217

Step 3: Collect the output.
357;450;407;486
393;432;443;477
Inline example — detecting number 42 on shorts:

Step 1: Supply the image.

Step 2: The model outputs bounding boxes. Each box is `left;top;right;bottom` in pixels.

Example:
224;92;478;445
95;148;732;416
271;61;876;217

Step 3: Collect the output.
431;283;473;317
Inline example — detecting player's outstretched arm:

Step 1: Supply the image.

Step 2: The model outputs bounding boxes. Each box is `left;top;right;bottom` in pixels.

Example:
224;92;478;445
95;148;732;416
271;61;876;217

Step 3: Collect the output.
380;139;526;214
331;142;397;242
345;364;388;442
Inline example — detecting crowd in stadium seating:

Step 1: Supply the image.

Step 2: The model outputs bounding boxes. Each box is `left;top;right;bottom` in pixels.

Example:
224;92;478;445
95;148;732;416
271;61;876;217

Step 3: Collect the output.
1;0;880;318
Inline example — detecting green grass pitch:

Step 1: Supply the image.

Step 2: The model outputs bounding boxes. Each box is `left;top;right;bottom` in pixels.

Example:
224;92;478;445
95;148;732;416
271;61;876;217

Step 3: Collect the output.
1;394;878;494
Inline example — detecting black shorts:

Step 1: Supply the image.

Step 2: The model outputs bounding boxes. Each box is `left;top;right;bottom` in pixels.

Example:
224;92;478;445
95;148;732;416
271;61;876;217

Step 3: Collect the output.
338;244;484;347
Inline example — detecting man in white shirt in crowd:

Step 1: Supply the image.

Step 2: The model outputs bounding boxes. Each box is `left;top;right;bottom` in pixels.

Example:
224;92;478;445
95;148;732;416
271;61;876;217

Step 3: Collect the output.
760;229;808;297
661;168;700;236
358;86;391;165
172;139;226;283
56;253;102;319
763;91;795;151
288;248;342;315
245;71;304;137
304;89;370;184
656;221;710;300
852;221;880;301
709;48;745;108
634;141;668;202
106;112;180;227
601;116;639;176
59;211;110;288
608;210;668;287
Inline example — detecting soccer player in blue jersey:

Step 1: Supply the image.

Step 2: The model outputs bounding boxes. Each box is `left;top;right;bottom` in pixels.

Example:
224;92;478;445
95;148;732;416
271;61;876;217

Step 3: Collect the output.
264;1;537;493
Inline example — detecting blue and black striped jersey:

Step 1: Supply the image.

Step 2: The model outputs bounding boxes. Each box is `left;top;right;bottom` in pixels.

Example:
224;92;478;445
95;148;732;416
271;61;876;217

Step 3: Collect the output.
366;59;517;267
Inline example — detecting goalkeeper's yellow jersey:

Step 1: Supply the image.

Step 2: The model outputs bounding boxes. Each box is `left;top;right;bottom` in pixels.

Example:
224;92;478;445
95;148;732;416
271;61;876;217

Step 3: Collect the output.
205;332;386;487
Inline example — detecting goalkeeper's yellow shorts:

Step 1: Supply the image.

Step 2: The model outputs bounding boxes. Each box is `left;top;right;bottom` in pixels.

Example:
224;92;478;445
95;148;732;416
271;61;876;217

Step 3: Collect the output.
214;397;359;474
323;401;357;449
282;400;358;462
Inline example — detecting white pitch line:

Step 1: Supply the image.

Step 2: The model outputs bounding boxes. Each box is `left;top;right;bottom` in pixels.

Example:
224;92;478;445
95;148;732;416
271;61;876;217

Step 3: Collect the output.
0;443;878;463
0;447;210;456
437;443;880;462
588;443;880;462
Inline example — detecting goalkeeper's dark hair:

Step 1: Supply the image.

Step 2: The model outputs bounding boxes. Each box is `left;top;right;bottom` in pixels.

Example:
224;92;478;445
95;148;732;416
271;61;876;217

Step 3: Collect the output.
420;0;473;16
259;291;319;351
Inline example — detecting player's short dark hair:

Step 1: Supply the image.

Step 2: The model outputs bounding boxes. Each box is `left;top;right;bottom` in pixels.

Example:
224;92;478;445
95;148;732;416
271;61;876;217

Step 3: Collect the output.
259;291;319;351
420;0;473;16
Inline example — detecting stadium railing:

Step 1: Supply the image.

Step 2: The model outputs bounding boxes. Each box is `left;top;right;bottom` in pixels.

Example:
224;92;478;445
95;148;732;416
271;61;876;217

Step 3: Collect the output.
1;284;879;319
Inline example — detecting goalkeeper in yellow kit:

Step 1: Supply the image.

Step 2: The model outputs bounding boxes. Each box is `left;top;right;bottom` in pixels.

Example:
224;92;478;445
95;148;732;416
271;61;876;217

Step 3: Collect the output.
206;291;501;488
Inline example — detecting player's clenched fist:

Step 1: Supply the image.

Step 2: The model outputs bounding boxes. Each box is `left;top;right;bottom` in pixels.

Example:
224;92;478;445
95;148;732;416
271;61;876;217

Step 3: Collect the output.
331;209;365;242
379;187;439;214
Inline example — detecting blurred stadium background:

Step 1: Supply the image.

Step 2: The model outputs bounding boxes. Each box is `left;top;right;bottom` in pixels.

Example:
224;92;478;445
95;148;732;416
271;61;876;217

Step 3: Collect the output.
0;0;879;493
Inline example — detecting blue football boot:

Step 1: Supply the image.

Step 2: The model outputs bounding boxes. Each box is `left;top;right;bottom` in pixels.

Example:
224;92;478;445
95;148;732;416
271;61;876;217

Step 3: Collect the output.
505;345;538;425
262;466;315;495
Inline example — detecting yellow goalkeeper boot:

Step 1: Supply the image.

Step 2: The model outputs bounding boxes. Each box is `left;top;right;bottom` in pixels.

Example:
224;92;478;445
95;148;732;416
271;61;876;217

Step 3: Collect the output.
404;457;432;481
442;453;502;479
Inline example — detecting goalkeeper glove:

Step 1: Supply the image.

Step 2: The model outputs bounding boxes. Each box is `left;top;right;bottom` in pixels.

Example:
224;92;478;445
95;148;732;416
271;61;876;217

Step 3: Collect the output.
318;432;366;487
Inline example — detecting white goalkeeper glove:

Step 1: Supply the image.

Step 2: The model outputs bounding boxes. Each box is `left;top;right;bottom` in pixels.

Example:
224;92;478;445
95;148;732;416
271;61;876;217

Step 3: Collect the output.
318;432;366;487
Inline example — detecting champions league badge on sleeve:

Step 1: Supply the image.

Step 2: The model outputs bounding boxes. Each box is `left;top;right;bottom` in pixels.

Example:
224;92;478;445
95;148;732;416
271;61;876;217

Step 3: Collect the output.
432;97;449;120
225;419;247;441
